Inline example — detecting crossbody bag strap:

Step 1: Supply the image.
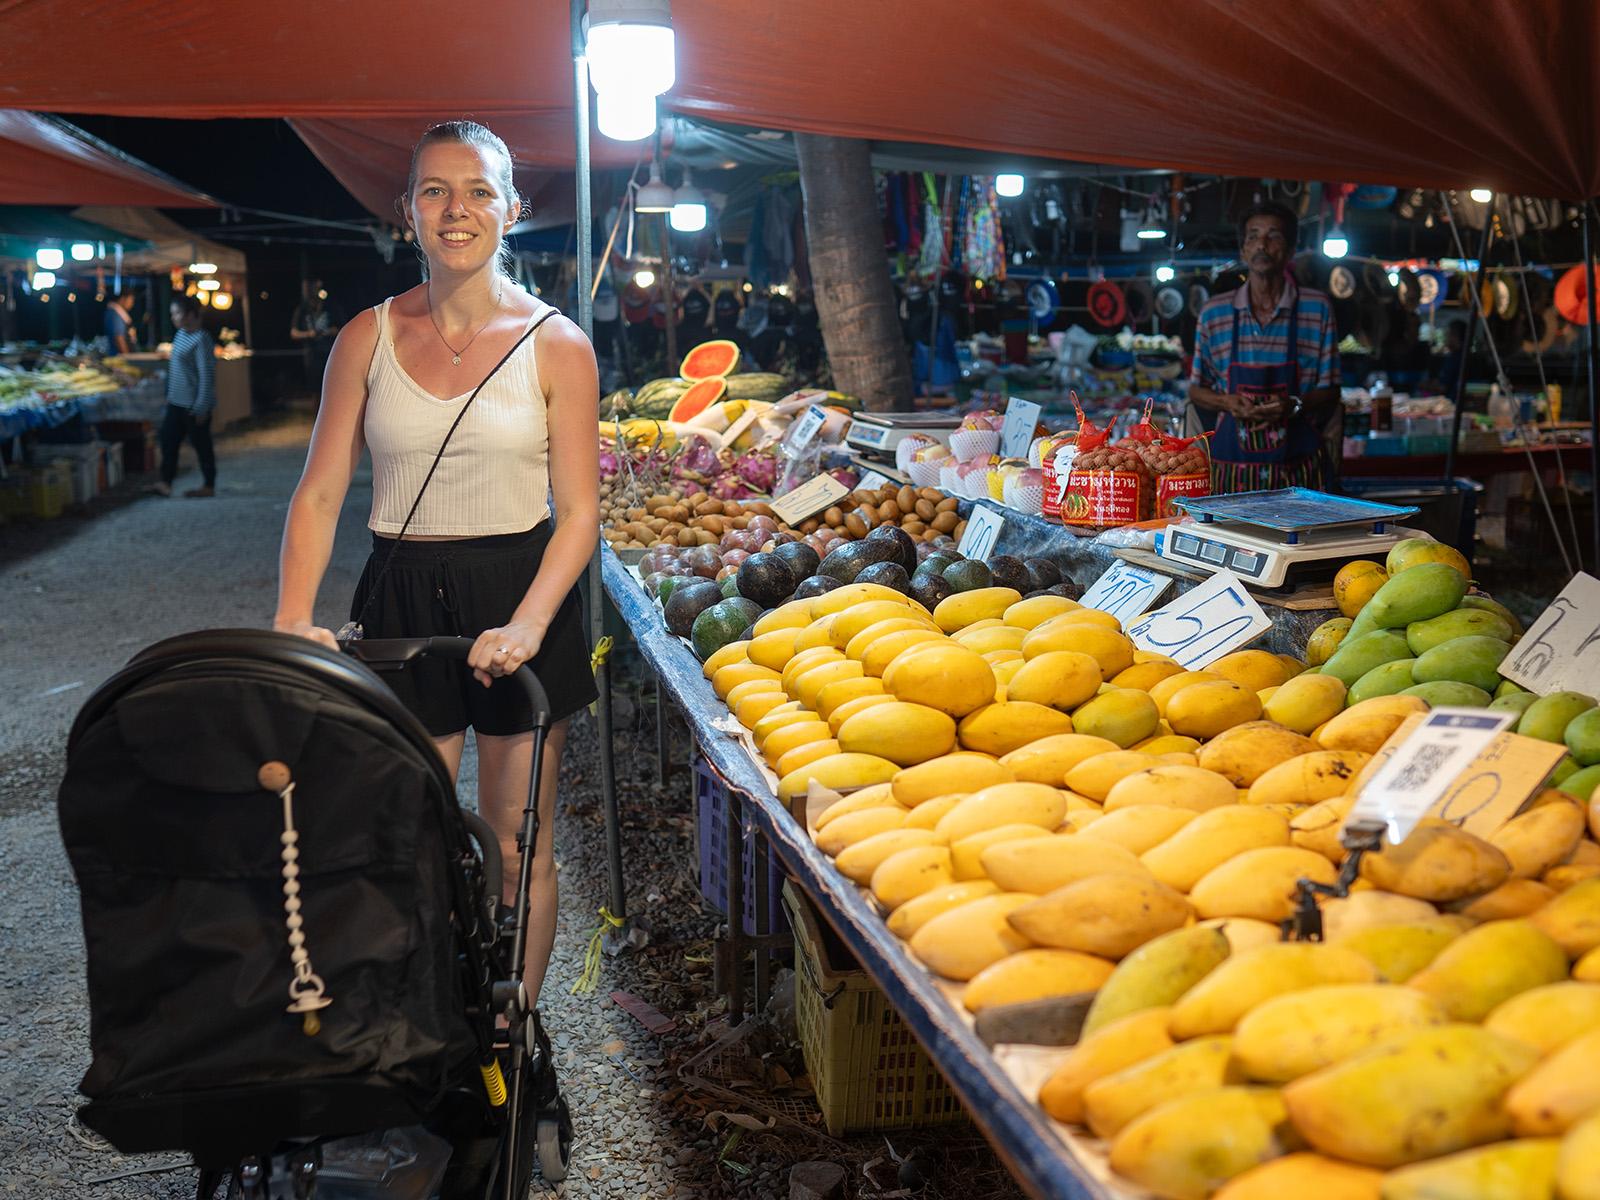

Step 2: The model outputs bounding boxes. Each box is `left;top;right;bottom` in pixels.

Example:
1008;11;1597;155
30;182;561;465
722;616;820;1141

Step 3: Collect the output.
341;307;561;640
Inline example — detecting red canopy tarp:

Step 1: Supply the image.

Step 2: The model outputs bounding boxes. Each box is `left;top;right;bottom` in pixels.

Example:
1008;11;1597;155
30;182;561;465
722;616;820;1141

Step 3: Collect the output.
1;1;1596;199
0;112;213;206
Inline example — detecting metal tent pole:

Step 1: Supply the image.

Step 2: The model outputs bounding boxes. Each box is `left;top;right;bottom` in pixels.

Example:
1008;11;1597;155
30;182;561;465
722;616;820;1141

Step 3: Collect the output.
573;0;627;924
1443;199;1495;482
1584;202;1600;574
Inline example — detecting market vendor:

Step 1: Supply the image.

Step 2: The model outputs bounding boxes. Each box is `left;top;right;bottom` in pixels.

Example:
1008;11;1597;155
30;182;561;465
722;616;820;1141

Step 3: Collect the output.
1187;202;1341;491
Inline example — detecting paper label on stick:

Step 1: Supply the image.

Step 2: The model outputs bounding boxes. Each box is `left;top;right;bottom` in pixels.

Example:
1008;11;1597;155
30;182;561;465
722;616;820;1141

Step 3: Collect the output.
721;406;764;449
1498;572;1600;695
957;503;1005;560
1081;559;1174;625
790;404;829;448
855;469;893;492
1342;709;1555;844
770;473;850;525
1126;569;1270;668
999;398;1043;458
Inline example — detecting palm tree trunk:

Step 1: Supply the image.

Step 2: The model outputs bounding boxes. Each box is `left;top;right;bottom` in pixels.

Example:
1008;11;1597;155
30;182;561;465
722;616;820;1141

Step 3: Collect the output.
795;133;913;411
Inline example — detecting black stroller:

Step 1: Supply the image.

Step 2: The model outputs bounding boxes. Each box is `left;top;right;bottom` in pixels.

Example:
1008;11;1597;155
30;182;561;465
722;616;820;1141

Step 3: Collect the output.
57;630;573;1198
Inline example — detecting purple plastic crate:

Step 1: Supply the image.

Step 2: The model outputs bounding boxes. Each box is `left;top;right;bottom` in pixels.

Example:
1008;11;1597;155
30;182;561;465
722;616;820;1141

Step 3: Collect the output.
693;747;788;937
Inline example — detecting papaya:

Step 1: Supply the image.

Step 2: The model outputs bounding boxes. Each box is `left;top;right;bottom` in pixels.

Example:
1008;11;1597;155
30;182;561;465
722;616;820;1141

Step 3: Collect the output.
1321;629;1415;689
1406;607;1516;656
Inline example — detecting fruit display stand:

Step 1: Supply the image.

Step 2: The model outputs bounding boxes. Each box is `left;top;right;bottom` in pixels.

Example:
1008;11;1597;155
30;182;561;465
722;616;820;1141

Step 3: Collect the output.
602;544;1128;1200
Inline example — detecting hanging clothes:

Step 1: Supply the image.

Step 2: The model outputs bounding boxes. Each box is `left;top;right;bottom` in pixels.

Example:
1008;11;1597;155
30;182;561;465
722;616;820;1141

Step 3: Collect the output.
962;176;1004;282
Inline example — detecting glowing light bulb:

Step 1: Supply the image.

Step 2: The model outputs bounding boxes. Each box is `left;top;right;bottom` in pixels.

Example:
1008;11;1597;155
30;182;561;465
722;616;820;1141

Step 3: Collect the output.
188;261;217;275
1469;188;1493;203
634;269;656;288
595;88;657;142
995;174;1024;198
1322;232;1349;259
36;247;64;270
70;243;94;262
1135;227;1167;240
585;15;674;99
1155;265;1176;283
31;270;56;290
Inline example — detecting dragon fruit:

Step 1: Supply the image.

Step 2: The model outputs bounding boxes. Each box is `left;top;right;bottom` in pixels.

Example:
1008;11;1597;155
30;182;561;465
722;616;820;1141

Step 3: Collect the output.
711;473;756;500
680;439;720;476
598;448;622;476
829;466;860;489
734;450;778;493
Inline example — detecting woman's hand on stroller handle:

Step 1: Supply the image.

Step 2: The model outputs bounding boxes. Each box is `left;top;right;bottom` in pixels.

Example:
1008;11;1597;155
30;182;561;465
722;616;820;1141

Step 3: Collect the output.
467;621;545;689
341;636;554;726
274;617;339;651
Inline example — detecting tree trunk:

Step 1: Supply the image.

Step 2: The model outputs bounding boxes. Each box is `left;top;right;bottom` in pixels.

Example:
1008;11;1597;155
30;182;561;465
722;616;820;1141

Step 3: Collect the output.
794;133;913;411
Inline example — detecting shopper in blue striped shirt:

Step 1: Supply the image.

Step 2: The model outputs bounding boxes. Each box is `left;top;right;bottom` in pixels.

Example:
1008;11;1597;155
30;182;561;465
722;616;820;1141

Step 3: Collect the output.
151;294;217;498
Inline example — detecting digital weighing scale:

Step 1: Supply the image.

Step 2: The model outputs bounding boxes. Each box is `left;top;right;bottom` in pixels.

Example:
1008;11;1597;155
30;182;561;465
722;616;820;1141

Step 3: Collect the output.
843;410;961;463
1159;489;1420;589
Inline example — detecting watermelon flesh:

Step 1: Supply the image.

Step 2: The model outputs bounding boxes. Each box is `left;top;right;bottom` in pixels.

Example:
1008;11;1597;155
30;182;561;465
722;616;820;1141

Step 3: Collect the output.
680;339;741;380
667;377;728;424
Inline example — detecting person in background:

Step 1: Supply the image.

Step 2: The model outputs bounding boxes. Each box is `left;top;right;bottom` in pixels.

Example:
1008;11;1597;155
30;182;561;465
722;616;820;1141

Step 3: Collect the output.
677;286;712;351
711;288;750;358
150;295;216;498
1187;201;1340;491
103;290;136;354
290;278;342;395
750;290;796;372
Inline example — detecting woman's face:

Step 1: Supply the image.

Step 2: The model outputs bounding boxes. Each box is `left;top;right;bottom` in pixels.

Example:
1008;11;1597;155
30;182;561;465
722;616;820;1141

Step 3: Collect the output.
407;141;519;276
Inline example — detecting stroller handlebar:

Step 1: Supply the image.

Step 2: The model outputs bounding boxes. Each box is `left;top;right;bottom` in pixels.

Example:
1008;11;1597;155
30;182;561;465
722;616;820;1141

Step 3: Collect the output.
342;636;552;728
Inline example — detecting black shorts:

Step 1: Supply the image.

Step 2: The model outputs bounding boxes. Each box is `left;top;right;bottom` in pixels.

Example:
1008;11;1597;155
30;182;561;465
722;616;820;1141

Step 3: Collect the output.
349;523;598;736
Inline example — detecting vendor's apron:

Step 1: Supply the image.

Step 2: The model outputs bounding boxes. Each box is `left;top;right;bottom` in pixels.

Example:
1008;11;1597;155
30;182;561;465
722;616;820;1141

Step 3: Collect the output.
1201;303;1328;493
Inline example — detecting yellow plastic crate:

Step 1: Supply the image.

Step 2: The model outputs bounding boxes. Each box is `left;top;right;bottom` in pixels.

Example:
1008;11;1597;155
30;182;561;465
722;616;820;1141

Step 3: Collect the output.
783;881;964;1135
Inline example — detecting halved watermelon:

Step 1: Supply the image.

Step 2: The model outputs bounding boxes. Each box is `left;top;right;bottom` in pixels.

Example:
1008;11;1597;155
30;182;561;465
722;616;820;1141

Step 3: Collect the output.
667;377;728;424
680;339;741;380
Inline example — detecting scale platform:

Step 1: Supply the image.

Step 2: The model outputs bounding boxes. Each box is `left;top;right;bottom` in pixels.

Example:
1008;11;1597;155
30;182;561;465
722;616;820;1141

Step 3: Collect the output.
844;411;961;462
1160;488;1420;589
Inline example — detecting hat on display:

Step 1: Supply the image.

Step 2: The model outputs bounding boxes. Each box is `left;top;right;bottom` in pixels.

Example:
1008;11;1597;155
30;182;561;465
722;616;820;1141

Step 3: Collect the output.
1187;282;1211;317
1350;185;1399;210
1328;264;1358;300
1086;279;1127;328
1026;277;1060;322
1154;284;1185;321
1492;271;1519;321
1415;269;1447;314
1555;264;1591;324
1122;278;1154;324
1394;269;1422;312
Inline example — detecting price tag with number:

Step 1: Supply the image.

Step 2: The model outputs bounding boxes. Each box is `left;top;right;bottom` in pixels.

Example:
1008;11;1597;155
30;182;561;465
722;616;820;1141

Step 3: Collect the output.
999;398;1043;458
1126;570;1271;668
1499;572;1600;695
1081;559;1174;625
956;503;1006;560
790;405;829;449
770;473;851;525
855;469;893;492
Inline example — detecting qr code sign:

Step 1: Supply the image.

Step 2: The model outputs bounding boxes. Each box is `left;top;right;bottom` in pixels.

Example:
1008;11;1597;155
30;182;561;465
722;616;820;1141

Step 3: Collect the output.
1389;742;1454;792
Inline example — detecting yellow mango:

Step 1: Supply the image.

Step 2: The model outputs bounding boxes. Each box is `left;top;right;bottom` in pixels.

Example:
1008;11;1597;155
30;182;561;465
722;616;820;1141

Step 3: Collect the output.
1493;802;1588;880
1213;1154;1382;1200
761;720;833;767
1246;749;1371;806
998;732;1121;786
882;641;996;718
1168;942;1379;1038
812;675;886;721
902;792;963;832
1083;1035;1240;1140
807;581;920;617
835;701;956;767
1316;694;1429;755
1291;794;1357;862
1408;919;1570;1021
1505;1027;1600;1135
1485;982;1600;1057
961;947;1114;1013
1199;916;1289;956
1454;878;1558;922
746;627;804;672
749;598;813;638
842;615;933;661
724;676;784;711
1109;1087;1290;1200
778;753;900;803
780;644;843;692
1557;1111;1600;1200
1545;863;1600;890
885;880;999;940
814;806;907;857
890;752;1014;807
1065;750;1164;802
948;823;1051;880
825;693;896;735
734;689;798;730
1059;808;1103;832
979;836;1149;896
1003;594;1081;629
700;639;750;679
833;828;939;885
773;738;841;778
1070;688;1160;748
1149;669;1226;717
1037;1006;1175;1125
859;627;944;677
1082;924;1233;1037
908;892;1036;980
956;700;1075;756
1333;921;1460;983
1021;617;1136;678
814;784;902;831
826;602;924;647
1281;1023;1539;1167
1078;804;1198;856
952;624;1028;656
1002;649;1103;711
1383;1139;1562;1200
1530;877;1600;957
1102;763;1240;814
1264;672;1349;735
1132;733;1203;755
752;705;817;747
1210;649;1291;692
790;617;841;656
934;782;1069;844
868;844;954;909
1196;721;1319;787
1232;983;1446;1083
1189;846;1340;923
1360;820;1513;902
794;659;865;710
1008;873;1191;958
711;661;781;700
1140;806;1290;892
932;586;1023;633
1111;660;1187;691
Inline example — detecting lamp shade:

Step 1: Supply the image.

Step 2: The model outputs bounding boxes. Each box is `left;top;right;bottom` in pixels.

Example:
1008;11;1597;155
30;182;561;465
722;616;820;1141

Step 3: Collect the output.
596;88;657;142
586;0;674;98
635;161;674;212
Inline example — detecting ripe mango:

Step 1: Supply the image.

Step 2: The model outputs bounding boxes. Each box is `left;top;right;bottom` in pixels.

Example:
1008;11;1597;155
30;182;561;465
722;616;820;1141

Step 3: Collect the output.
1083;1035;1240;1140
1382;1138;1560;1200
1453;878;1557;922
814;806;908;858
1008;873;1191;958
1358;561;1470;631
1265;671;1348;733
1557;1111;1600;1200
1002;594;1080;629
948;823;1050;879
890;752;1013;806
812;675;886;721
700;638;751;678
1080;804;1198;855
1306;617;1354;666
950;624;1027;657
824;693;895;734
1081;924;1232;1037
1281;1023;1539;1166
1037;1007;1174;1125
867;844;953;909
1386;537;1471;579
1247;749;1370;807
1411;634;1511;692
735;689;797;729
1317;694;1429;755
961;947;1114;1013
882;641;996;717
1232;983;1446;1083
1167;942;1378;1038
1332;920;1461;983
1196;721;1318;787
1103;763;1239;813
1504;1027;1600;1135
1212;1154;1382;1200
1334;559;1389;618
836;701;956;767
1141;805;1291;892
1529;877;1600;957
956;700;1075;756
859;627;943;677
814;784;902;831
1148;669;1226;717
908;892;1035;980
1070;688;1160;748
1405;606;1516;656
1402;680;1492;707
1210;649;1291;692
1484;981;1600;1057
1165;679;1263;739
885;879;999;940
1459;592;1523;635
1490;801;1586;880
1290;794;1358;862
1325;893;1443;941
1408;918;1570;1021
777;752;901;803
933;781;1069;844
1189;846;1339;923
980;836;1149;896
808;581;923;617
1359;819;1511;902
834;828;940;885
1108;1087;1290;1200
997;732;1120;786
1111;659;1187;691
749;598;812;638
773;738;842;778
1198;917;1283;955
1064;750;1163;802
1321;629;1415;689
1566;707;1600;765
903;793;969;834
842;615;932;661
929;588;1020;633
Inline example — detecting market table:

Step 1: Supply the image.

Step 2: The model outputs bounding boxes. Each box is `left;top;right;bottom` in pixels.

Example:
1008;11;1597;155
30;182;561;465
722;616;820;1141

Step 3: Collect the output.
1340;441;1592;477
603;545;1124;1200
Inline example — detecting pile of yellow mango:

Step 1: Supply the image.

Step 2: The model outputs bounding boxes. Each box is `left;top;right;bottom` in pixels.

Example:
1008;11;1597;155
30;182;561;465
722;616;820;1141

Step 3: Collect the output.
698;576;1600;1200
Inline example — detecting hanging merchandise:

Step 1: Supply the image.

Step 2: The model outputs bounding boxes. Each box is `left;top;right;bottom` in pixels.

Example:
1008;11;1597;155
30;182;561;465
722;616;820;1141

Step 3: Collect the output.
916;174;946;278
1555;262;1592;324
1085;279;1127;329
1122;278;1154;324
1328;264;1358;300
961;176;1004;282
1154;284;1185;322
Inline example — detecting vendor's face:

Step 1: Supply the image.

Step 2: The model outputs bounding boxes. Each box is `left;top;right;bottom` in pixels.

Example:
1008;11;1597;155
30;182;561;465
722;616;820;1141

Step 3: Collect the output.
1242;214;1291;276
407;141;519;277
169;303;195;331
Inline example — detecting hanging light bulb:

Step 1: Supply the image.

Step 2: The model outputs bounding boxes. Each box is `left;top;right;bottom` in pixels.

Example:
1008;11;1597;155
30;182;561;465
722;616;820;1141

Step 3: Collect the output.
197;278;221;291
35;246;64;270
634;268;656;288
585;0;675;100
596;88;657;142
635;161;674;212
1469;187;1493;203
1322;229;1349;259
1155;264;1176;283
188;261;218;275
670;169;708;233
1387;270;1400;287
995;173;1025;198
212;291;234;311
196;289;211;306
70;242;95;262
1136;227;1167;240
31;270;56;290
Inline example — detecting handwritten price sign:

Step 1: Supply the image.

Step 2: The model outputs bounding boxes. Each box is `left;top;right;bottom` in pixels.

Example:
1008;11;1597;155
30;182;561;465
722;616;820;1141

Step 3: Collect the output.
957;503;1006;560
1081;559;1174;625
1499;572;1600;696
1127;570;1271;668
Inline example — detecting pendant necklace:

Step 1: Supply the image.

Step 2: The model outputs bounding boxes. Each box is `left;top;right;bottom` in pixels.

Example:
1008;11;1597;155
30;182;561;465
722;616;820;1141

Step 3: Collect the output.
427;281;501;365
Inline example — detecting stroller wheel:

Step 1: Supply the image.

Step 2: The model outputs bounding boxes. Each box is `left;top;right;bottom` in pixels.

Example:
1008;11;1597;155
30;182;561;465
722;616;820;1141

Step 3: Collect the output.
535;1101;572;1184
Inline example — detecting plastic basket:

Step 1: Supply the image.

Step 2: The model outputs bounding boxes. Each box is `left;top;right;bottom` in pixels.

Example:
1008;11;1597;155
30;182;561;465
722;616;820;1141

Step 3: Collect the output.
783;882;964;1135
693;746;787;937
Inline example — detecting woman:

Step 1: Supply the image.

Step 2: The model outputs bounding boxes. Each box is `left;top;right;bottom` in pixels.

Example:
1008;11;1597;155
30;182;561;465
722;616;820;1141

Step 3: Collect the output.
274;120;600;1000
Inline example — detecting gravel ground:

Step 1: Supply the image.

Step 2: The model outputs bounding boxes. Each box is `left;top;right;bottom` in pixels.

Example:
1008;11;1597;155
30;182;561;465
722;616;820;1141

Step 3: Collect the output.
0;411;1024;1200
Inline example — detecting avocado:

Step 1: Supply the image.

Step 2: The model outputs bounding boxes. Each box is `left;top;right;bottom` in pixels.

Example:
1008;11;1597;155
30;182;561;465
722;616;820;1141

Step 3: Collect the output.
986;555;1031;593
908;570;953;610
663;580;726;638
719;574;743;598
856;561;912;595
819;537;899;583
793;574;843;599
772;541;821;581
690;597;762;662
1023;557;1063;592
866;524;919;573
736;552;799;607
917;549;963;577
942;559;993;592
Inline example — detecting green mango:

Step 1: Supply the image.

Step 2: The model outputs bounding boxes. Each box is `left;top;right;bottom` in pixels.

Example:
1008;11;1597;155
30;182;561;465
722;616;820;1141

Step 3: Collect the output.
1564;707;1600;766
1405;608;1516;656
1556;763;1600;802
1458;594;1523;637
1401;681;1491;708
1494;679;1526;699
1349;659;1423;704
1361;562;1469;630
1321;629;1414;689
1346;606;1381;641
1518;691;1599;744
1409;635;1511;693
1487;691;1538;717
1552;754;1582;784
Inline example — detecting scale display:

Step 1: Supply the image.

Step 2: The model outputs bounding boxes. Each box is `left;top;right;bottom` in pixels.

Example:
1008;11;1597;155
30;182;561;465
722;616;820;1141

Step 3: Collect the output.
844;412;960;462
1176;488;1417;533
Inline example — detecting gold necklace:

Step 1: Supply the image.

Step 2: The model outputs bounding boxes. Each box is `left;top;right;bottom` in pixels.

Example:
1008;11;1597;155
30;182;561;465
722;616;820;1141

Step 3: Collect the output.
426;282;502;365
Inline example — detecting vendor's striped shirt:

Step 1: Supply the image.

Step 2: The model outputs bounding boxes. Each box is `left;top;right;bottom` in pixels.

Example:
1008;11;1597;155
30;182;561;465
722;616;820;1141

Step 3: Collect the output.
1189;279;1339;395
166;327;216;418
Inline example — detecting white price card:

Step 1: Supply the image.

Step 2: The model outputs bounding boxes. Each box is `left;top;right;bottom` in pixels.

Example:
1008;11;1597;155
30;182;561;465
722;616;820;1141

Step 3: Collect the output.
855;469;893;492
790;404;829;449
1127;570;1271;669
1081;559;1175;625
1499;572;1600;695
957;503;1006;560
999;398;1043;458
1345;709;1518;844
770;473;851;525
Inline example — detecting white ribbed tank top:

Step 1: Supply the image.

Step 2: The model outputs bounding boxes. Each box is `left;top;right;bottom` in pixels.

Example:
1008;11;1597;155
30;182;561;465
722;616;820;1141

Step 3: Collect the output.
364;296;553;536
